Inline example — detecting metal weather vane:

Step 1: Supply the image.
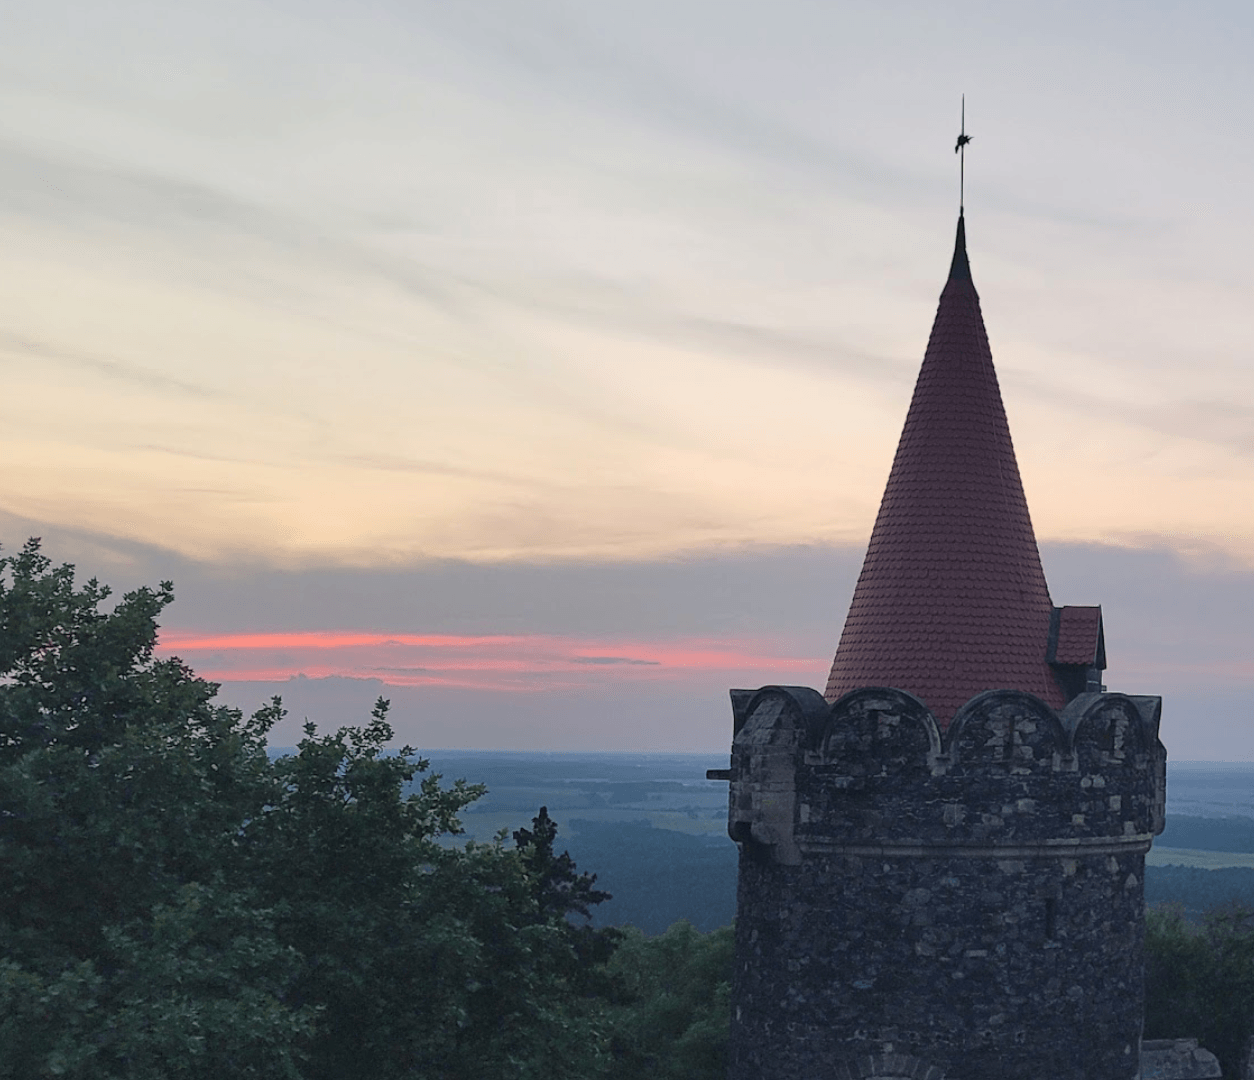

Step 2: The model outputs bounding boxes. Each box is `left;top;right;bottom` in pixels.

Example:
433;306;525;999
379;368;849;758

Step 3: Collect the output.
954;94;972;211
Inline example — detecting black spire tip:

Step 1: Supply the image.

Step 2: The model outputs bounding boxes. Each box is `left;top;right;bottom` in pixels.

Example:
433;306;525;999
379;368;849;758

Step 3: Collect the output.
948;211;971;283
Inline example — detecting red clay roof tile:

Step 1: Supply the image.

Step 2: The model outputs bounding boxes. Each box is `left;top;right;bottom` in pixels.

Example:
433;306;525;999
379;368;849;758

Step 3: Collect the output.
824;214;1065;725
1054;605;1104;667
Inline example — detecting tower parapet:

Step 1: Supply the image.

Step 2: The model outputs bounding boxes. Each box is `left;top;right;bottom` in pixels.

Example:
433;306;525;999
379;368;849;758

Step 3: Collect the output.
726;686;1165;1080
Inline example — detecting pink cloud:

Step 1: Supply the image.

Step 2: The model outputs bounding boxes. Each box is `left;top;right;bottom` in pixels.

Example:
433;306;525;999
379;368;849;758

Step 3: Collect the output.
158;629;828;692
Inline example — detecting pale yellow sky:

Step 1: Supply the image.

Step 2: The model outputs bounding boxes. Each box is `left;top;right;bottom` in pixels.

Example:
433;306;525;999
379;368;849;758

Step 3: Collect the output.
5;2;1254;568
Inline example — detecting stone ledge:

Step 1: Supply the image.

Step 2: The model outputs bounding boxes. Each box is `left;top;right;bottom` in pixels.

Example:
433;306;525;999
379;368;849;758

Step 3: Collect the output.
797;836;1155;859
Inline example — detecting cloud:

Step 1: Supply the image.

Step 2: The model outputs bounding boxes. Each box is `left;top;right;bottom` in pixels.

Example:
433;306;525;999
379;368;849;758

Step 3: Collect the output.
8;514;1254;755
5;7;1254;563
158;627;826;691
572;656;661;666
0;138;468;318
410;1;905;199
0;329;225;402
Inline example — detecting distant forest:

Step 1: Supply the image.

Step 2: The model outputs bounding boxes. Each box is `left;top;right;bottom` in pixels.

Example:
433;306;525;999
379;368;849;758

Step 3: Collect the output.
481;812;1254;935
561;819;738;934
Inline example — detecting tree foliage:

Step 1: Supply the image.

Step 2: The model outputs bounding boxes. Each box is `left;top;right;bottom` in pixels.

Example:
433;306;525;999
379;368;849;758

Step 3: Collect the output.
604;920;733;1080
1145;902;1254;1077
0;540;617;1079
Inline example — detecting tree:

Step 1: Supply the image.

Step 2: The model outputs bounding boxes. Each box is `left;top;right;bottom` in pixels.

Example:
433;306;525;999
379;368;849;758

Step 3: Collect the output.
0;540;306;1078
244;717;617;1080
0;540;618;1079
604;920;734;1080
1145;902;1254;1078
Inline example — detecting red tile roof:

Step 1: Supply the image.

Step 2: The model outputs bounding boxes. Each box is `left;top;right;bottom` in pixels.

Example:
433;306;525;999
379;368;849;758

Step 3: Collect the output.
824;214;1065;725
1053;605;1104;667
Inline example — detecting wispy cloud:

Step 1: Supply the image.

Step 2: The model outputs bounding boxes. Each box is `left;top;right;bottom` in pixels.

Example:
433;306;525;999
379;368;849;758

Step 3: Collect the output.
572;655;661;666
0;329;224;402
158;628;826;691
5;0;1254;568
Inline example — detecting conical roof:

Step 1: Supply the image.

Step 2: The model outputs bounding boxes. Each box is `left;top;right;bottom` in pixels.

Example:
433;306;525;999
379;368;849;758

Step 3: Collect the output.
824;213;1065;724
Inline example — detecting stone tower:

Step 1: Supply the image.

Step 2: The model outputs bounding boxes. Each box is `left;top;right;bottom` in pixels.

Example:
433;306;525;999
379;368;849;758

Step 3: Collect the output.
716;213;1167;1080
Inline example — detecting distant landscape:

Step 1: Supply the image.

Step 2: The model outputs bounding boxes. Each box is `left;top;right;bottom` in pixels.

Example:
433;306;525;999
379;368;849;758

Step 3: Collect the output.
328;752;1254;932
415;751;737;934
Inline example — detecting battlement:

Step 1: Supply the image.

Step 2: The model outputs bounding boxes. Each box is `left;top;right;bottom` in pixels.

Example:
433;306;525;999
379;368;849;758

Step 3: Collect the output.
723;684;1166;1080
727;684;1166;864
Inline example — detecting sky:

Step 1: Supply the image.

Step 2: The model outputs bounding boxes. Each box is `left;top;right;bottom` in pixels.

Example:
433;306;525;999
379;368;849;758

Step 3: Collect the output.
4;0;1254;756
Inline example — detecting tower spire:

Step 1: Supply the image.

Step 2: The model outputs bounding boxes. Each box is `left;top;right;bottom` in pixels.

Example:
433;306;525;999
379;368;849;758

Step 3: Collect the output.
824;209;1064;724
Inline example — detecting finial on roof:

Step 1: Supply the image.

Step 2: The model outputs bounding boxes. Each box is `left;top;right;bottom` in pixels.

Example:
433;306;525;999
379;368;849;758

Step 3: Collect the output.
949;97;973;283
954;94;972;212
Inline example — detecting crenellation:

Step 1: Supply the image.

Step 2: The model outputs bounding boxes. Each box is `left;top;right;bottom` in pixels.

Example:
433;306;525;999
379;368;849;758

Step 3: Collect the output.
725;685;1165;1080
729;687;1163;856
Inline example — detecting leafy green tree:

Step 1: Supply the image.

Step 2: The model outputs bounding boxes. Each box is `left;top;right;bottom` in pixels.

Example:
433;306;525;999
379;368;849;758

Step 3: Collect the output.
246;718;616;1080
425;808;618;1080
0;539;307;1079
604;920;733;1080
0;540;618;1080
1145;902;1254;1077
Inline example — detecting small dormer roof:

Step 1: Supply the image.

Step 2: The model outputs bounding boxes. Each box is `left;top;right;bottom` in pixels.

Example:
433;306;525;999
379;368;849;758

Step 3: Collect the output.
1051;605;1106;669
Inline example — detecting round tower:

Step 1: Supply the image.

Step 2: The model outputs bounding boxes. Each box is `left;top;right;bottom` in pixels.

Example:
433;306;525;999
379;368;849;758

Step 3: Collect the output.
717;215;1167;1080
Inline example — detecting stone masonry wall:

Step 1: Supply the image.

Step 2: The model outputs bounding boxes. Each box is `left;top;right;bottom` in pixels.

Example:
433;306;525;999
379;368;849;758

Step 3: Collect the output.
724;686;1166;1080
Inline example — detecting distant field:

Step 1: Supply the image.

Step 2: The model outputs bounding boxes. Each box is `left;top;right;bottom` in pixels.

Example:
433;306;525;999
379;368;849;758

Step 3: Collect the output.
415;750;729;845
1147;847;1254;870
457;807;727;844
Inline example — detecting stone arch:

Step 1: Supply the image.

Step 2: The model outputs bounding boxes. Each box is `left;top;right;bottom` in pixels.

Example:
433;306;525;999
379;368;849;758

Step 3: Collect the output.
734;686;823;748
1071;693;1147;766
946;689;1065;771
819;687;940;774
